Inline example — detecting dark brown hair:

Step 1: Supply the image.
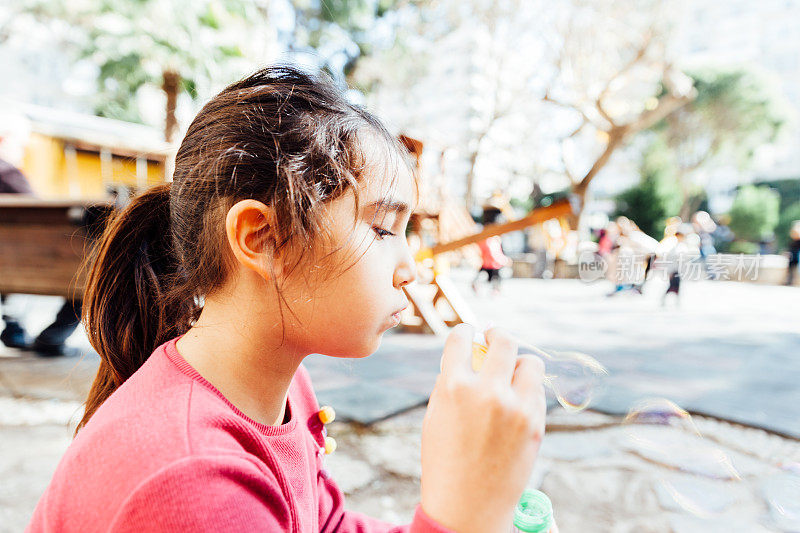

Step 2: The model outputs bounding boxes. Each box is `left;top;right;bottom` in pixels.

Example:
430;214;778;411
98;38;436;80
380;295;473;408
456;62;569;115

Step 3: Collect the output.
77;65;414;434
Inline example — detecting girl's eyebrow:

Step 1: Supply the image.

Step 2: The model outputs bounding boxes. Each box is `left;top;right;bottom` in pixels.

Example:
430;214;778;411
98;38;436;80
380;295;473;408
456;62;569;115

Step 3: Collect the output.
366;198;409;215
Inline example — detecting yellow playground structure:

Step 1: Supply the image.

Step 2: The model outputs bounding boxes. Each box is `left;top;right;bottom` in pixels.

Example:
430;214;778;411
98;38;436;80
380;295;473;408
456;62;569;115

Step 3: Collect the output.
17;104;171;199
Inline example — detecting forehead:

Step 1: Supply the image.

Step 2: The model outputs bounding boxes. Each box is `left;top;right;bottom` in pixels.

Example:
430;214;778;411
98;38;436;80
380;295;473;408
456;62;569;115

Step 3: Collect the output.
361;168;415;211
356;133;416;209
319;137;415;242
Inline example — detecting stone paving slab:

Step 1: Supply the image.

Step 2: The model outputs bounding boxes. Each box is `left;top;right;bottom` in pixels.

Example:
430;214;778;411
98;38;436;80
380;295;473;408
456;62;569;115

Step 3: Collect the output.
0;348;98;402
314;382;428;424
303;333;445;423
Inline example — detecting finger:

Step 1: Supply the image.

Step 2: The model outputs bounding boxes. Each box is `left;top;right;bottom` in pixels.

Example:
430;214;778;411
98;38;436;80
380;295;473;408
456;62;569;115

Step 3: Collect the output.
512;356;547;433
480;327;518;382
439;323;475;377
512;355;546;399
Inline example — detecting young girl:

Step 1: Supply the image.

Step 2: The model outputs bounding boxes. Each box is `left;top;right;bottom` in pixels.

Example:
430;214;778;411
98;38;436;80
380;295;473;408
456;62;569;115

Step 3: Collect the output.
27;65;548;533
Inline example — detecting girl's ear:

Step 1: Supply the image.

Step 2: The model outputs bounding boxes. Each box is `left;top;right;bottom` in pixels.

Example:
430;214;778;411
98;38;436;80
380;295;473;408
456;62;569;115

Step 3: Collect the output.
225;199;281;281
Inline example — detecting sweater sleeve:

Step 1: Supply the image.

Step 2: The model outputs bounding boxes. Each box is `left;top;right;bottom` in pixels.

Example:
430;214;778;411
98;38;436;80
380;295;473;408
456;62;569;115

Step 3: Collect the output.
108;454;293;532
317;470;453;533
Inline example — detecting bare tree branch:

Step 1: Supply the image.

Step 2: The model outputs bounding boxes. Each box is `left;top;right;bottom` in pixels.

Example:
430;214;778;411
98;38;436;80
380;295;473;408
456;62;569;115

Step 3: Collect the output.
560;138;576;184
594;31;655;128
595;100;616;127
568;118;588;138
574;86;696;195
574;126;628;194
543;92;600;130
630;90;695;132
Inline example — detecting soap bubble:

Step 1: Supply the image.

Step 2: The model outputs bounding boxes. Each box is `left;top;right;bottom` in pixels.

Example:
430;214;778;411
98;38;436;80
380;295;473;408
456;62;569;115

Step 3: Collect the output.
622;398;743;519
624;398;697;428
623;398;739;479
763;473;800;531
515;341;608;412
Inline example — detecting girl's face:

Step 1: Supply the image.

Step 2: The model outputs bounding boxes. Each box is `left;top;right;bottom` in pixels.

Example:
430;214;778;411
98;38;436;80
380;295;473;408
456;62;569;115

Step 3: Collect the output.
282;151;417;359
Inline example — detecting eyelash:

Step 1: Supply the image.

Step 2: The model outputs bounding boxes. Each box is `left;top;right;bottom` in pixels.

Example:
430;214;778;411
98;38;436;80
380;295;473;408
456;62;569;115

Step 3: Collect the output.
373;227;395;239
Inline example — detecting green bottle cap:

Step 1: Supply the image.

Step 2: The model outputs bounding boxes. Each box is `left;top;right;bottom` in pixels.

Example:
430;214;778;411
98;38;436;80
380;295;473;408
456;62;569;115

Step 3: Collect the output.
513;489;553;533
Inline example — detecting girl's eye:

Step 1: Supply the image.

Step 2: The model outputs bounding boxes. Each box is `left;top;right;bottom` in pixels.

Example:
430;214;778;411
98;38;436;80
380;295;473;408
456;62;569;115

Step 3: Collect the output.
373;227;395;239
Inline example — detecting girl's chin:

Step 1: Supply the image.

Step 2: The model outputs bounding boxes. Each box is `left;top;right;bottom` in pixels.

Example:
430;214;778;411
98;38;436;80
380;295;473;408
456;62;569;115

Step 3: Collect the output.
322;335;382;359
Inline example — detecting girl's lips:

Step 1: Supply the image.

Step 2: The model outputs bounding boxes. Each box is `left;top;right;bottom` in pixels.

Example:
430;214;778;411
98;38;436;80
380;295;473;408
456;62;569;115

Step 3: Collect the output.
386;305;407;329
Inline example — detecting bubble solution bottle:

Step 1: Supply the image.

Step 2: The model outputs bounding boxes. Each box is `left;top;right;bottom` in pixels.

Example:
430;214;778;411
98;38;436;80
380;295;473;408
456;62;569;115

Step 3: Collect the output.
512;489;554;533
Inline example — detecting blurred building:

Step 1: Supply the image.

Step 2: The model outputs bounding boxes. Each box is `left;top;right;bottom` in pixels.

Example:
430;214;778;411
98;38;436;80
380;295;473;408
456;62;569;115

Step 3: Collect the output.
17;105;171;199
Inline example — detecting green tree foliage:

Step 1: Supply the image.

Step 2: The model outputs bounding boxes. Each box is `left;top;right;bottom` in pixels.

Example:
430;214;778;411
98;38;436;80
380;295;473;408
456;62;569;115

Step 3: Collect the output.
18;0;272;138
16;0;416;139
753;178;800;251
290;0;415;81
753;177;800;212
614;138;681;239
775;201;800;252
688;69;786;165
652;68;788;218
728;185;780;243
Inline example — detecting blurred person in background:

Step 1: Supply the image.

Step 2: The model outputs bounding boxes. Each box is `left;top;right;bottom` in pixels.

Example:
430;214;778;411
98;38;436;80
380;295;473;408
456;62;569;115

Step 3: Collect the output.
692;210;718;279
0;109;82;357
472;235;512;297
597;224;616;257
711;213;735;252
786;220;800;286
606;217;657;296
759;233;776;255
472;197;513;296
658;223;699;307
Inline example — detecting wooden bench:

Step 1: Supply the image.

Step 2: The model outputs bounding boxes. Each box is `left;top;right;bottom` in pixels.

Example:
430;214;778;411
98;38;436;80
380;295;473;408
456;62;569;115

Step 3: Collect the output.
0;195;113;298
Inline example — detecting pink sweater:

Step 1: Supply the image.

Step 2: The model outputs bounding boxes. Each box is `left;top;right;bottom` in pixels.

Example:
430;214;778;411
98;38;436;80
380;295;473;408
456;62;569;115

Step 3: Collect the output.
27;337;451;532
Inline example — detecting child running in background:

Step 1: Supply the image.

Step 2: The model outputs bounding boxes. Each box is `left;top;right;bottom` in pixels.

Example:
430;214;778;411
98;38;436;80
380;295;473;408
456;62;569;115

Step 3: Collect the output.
472;235;512;297
658;223;699;307
27;66;549;533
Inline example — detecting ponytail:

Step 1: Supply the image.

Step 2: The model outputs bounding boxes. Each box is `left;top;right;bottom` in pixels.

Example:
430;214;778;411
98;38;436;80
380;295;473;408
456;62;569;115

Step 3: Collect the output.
76;183;191;435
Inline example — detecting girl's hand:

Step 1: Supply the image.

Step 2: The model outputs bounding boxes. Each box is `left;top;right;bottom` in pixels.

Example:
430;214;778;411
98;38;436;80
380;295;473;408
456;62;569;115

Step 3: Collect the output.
420;324;546;533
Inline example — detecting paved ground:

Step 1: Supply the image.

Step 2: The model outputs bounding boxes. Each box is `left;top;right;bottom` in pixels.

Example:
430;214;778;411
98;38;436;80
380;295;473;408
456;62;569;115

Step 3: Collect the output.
452;270;800;438
315;269;800;437
1;271;799;531
2;397;798;532
3;271;799;435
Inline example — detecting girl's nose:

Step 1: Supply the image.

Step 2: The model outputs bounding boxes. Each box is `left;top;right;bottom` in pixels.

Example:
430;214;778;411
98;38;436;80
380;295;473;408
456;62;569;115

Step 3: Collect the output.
394;243;417;288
